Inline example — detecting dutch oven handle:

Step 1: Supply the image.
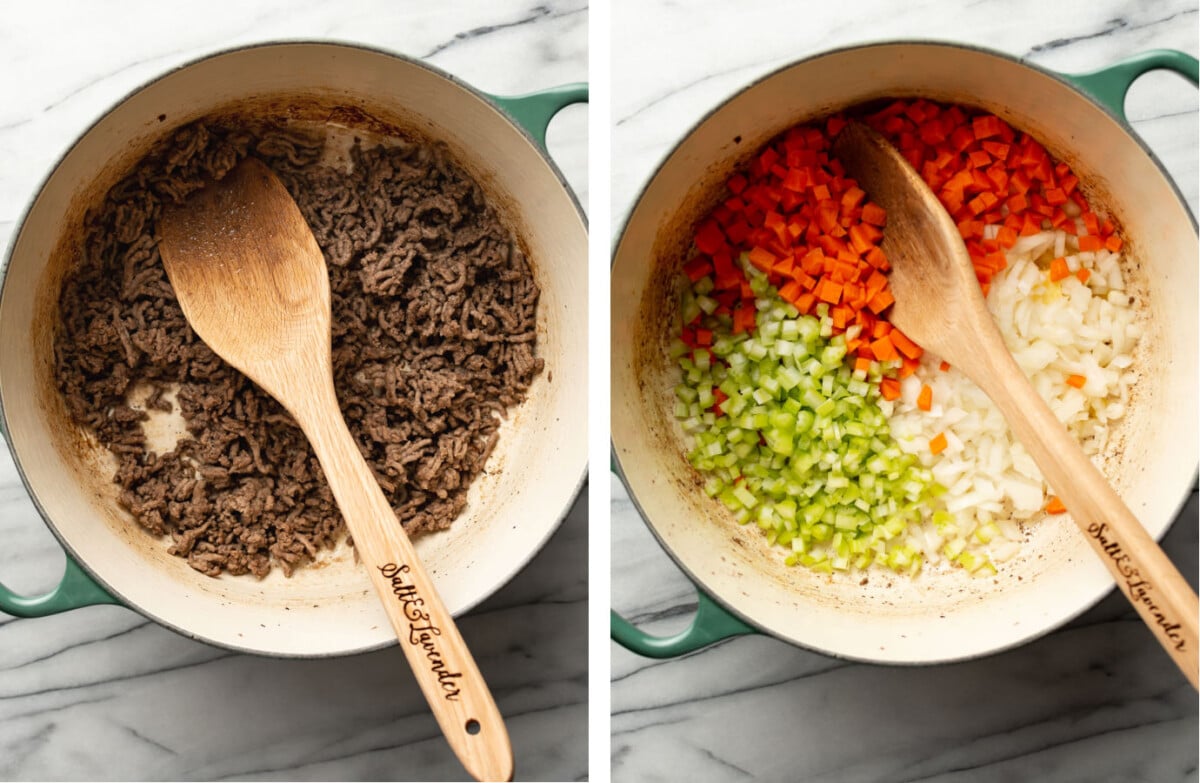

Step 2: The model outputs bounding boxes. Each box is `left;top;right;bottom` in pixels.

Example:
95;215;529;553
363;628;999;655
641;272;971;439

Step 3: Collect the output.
1063;49;1199;119
0;414;118;616
487;83;588;149
612;588;756;658
609;459;756;658
0;411;118;615
0;556;118;617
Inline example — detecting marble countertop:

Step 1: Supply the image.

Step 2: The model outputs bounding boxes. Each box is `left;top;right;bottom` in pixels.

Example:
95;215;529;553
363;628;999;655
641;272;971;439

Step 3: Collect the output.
610;1;1199;781
0;2;587;781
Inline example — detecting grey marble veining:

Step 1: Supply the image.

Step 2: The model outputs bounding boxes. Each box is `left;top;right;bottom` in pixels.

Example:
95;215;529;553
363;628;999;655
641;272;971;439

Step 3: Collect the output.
0;2;587;781
611;1;1199;781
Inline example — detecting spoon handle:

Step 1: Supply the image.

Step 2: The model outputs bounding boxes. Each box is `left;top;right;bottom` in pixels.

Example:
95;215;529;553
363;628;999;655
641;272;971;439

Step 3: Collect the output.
967;341;1199;687
295;382;513;782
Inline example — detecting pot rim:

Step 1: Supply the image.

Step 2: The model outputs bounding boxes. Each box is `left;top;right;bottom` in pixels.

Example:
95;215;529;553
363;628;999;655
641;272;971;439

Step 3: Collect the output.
2;38;588;658
611;38;1198;665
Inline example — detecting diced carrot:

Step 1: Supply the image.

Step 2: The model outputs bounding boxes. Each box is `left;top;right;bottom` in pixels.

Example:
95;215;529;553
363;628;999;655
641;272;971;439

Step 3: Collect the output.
841;186;866;210
979;251;1008;274
917;384;933;411
1066;374;1086;389
982;140;1010;159
694;328;713;347
847;225;873;255
816;279;843;305
842;281;863;306
1049;257;1070;282
747;246;777;272
972;115;1004;140
861;202;887;226
879;378;901;401
711;387;728;415
857;222;884;244
957;219;984;239
683;257;713;282
1045;495;1067;514
865;269;888;298
867;289;895;314
949;126;975;152
1044;187;1067;206
889;329;923;360
939;360;951;372
695;221;726;255
1104;235;1123;252
732;305;755;334
831;306;851;329
772;257;795;277
870;335;900;362
968;149;992;168
985;165;1009;193
1076;268;1091;284
725;220;752;244
854;356;873;374
781;169;807;192
778;280;803;304
799;248;824;275
865;246;889;271
1078;235;1103;252
929;432;948;455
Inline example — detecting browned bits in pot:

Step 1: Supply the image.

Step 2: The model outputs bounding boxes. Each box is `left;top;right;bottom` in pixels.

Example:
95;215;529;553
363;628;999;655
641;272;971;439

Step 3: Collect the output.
53;121;543;578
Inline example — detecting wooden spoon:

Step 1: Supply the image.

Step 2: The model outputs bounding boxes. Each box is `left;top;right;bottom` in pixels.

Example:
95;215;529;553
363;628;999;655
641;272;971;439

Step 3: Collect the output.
158;158;514;780
833;122;1199;688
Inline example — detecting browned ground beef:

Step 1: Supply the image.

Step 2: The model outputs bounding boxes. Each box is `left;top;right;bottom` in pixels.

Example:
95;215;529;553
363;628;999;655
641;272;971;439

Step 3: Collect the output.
53;121;542;578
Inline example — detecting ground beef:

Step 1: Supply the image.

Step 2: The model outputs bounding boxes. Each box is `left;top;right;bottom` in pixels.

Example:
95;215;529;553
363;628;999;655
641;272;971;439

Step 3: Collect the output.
53;121;543;578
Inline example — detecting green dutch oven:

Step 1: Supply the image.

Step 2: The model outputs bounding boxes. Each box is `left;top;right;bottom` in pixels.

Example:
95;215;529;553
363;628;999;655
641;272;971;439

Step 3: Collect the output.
1;42;588;657
612;44;1198;664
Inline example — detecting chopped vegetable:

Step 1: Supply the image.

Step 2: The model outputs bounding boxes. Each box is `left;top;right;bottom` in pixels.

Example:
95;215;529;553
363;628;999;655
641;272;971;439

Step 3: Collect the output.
674;97;1132;580
1045;496;1067;514
673;261;940;575
917;385;933;411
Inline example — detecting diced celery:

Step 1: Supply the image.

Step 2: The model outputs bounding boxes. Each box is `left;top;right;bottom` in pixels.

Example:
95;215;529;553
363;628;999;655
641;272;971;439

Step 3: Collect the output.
671;273;948;578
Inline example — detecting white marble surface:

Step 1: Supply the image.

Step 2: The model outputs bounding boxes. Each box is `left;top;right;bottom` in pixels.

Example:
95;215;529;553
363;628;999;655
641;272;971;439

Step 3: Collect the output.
0;2;587;781
611;1;1199;781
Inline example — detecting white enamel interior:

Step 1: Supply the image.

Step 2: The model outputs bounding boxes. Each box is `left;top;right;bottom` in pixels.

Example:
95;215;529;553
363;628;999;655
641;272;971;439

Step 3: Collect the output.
2;44;587;656
612;43;1197;663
